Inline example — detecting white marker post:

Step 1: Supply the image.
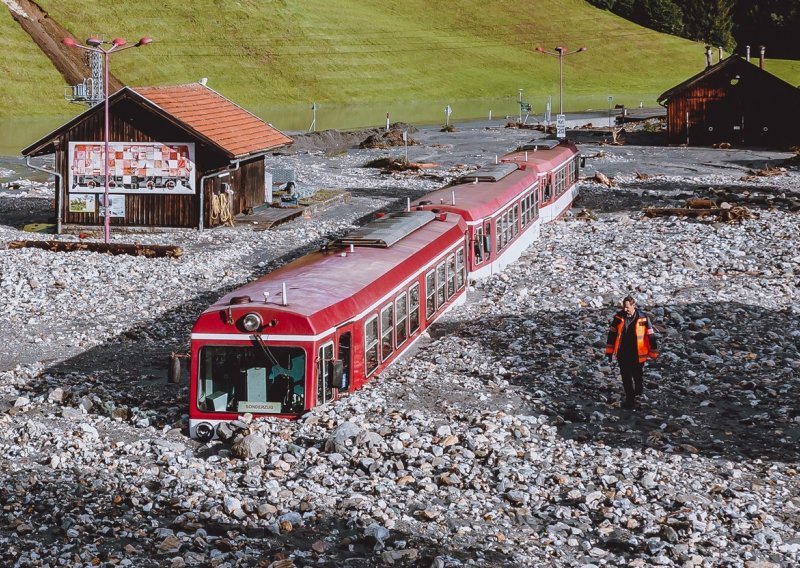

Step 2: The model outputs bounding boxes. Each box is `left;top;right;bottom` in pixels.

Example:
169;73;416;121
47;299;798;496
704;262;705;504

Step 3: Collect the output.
403;130;408;163
445;105;452;127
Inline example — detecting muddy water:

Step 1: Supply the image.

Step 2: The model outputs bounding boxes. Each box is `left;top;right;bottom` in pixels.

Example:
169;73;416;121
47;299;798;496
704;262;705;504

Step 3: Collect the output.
0;92;661;158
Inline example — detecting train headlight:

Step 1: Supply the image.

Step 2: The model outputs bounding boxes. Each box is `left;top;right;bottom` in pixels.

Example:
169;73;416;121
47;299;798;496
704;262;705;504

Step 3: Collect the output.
242;313;263;332
195;422;214;442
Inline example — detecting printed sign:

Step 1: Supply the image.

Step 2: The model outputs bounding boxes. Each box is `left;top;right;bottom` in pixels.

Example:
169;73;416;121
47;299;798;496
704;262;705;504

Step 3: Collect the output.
237;401;282;414
556;114;566;138
98;194;125;217
68;142;195;195
68;193;96;213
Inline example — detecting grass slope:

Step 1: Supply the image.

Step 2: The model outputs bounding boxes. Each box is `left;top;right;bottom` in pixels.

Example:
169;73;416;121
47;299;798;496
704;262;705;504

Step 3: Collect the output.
1;0;798;120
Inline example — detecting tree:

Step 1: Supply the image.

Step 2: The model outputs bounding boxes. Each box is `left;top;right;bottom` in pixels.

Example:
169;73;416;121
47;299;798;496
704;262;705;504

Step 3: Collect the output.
678;0;735;50
645;0;684;36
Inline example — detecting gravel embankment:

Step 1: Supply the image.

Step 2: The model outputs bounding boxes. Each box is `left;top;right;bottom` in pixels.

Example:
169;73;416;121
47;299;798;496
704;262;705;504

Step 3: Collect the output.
1;126;798;566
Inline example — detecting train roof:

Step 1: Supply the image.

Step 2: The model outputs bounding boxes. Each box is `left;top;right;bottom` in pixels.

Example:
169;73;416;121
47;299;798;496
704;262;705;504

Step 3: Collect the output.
194;211;467;336
411;141;578;223
412;167;537;222
501;139;579;170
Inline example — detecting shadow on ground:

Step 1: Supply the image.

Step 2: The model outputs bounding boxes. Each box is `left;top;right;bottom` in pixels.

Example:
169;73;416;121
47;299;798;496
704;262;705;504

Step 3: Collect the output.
429;300;800;463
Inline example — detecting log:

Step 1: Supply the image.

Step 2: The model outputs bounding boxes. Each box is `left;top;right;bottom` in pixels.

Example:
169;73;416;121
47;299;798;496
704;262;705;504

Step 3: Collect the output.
643;208;722;218
686;198;715;209
7;240;183;258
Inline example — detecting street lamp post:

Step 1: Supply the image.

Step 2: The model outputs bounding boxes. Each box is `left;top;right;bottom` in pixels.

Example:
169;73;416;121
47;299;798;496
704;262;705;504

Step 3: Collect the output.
62;35;152;244
535;46;587;132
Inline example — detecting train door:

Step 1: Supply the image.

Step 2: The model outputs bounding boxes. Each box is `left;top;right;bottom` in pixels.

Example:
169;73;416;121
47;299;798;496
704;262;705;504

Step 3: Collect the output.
335;325;353;391
316;341;335;406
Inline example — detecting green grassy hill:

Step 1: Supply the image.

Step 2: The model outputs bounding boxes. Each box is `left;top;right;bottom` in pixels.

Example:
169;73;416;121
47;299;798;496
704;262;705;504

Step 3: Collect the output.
2;0;798;123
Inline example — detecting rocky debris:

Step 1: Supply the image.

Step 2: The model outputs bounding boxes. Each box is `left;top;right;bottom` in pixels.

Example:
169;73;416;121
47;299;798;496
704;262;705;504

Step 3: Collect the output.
1;125;799;566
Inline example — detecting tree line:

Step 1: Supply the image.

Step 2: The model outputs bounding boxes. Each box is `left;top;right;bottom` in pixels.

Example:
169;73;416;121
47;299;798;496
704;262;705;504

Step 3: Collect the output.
588;0;799;59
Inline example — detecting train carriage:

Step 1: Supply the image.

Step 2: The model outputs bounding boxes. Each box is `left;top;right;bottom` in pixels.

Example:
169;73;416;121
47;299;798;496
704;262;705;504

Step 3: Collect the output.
189;211;468;439
412;139;579;280
501;139;581;223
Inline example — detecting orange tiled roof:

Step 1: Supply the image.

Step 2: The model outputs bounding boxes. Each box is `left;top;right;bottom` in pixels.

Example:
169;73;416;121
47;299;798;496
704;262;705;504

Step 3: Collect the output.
132;83;292;157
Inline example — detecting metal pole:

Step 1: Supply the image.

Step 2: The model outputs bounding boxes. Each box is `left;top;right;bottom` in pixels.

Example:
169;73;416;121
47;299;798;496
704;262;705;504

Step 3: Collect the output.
103;48;111;244
559;50;564;115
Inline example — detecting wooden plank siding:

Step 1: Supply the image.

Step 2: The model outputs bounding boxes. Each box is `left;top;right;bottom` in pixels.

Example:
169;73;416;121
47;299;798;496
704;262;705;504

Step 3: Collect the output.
661;58;800;148
55;98;263;229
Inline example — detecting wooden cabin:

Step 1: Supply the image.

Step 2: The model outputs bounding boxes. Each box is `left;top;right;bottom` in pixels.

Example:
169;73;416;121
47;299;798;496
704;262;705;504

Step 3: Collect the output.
657;56;800;148
22;83;293;232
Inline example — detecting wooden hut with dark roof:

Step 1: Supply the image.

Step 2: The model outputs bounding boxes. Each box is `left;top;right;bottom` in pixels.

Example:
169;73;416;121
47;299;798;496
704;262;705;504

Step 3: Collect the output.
22;82;293;232
657;56;800;148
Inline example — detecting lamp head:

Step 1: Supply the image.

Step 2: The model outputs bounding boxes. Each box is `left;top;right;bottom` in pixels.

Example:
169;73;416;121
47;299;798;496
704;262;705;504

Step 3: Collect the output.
86;37;102;47
62;37;77;48
578;47;587;52
555;46;565;53
111;38;127;47
135;37;153;47
535;47;544;53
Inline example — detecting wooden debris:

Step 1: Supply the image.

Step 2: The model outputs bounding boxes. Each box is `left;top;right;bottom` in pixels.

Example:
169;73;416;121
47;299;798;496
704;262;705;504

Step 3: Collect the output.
635;171;650;180
713;142;732;149
643;205;752;222
7;240;183;257
591;172;615;187
740;166;786;181
686;198;715;209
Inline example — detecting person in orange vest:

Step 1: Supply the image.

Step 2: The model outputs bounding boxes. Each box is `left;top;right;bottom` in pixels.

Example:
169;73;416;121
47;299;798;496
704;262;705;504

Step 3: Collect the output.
605;295;659;409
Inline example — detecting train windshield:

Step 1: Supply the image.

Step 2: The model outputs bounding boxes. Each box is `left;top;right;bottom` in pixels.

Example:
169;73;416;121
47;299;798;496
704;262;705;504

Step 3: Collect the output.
197;345;306;415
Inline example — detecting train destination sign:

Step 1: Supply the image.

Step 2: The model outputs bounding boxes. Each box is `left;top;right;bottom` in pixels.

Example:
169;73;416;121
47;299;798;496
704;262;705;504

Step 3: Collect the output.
68;142;196;195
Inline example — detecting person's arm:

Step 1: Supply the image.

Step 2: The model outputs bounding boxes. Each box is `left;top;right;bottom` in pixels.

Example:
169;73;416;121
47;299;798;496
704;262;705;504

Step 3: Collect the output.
645;314;659;357
605;315;620;361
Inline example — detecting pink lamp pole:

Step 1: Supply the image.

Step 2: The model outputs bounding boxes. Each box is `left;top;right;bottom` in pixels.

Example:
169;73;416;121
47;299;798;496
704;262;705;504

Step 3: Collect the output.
62;36;152;243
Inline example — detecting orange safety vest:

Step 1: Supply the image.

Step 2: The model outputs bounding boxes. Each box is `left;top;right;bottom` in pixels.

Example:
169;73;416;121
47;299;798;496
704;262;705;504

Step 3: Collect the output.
605;311;658;363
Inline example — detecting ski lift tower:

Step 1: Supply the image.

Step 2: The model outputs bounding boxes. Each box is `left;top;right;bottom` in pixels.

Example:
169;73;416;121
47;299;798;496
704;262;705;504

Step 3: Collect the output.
64;49;104;106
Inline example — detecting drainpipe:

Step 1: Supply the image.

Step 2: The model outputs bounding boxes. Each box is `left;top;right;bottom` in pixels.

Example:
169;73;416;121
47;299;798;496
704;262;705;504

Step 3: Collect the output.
746;45;750;62
705;46;712;68
718;46;723;62
759;46;765;69
26;156;63;234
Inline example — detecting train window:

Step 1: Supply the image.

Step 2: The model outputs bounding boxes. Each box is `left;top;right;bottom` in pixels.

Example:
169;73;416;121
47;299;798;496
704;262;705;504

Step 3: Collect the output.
198;345;306;415
533;192;539;218
425;270;436;318
474;226;484;264
543;177;552;201
409;283;420;334
317;342;334;406
521;195;529;226
337;332;351;391
447;254;456;298
456;248;465;289
484;222;492;258
365;316;379;375
512;205;519;237
395;292;408;346
436;262;446;308
380;304;394;361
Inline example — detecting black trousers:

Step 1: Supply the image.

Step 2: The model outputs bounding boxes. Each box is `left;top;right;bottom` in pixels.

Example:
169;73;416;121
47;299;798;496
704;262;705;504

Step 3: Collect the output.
619;357;644;404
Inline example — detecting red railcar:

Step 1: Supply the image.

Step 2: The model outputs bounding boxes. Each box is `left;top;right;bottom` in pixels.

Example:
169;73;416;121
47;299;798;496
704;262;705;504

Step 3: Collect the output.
412;139;580;279
189;211;468;439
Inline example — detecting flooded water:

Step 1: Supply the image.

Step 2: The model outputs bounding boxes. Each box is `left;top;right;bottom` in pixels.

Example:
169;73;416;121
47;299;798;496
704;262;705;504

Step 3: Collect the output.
0;93;658;160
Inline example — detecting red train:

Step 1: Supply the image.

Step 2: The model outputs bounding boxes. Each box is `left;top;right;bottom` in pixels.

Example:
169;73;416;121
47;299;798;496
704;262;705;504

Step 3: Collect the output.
189;138;580;440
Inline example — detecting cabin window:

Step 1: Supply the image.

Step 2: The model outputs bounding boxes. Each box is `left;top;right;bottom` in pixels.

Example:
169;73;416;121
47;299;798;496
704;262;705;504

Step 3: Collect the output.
456;248;465;289
317;342;334;406
380;303;394;360
395;292;408;346
409;283;420;334
338;331;351;391
521;195;529;226
512;205;519;237
543;177;552;201
365;316;379;375
425;270;436;318
474;226;484;264
197;345;306;414
533;191;539;218
447;254;456;298
436;261;446;308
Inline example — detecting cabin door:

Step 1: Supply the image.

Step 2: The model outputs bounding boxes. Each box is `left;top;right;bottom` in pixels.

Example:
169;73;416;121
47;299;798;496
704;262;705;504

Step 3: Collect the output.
316;341;335;406
336;324;353;391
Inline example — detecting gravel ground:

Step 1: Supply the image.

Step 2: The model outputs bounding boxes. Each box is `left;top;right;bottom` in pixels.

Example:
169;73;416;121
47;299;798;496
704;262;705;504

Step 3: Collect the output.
1;124;799;567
